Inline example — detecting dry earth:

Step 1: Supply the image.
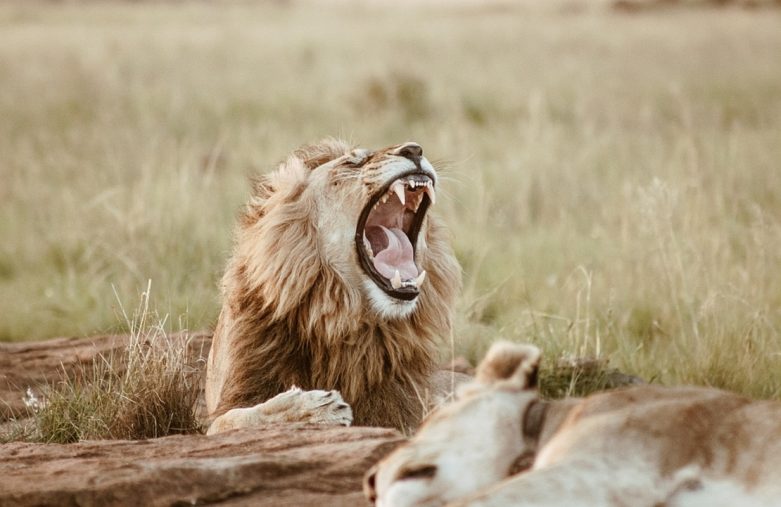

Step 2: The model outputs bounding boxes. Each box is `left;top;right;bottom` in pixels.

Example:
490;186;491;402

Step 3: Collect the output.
0;335;404;506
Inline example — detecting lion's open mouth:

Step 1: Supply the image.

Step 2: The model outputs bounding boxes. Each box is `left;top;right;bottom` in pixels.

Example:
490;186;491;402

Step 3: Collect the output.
355;171;436;301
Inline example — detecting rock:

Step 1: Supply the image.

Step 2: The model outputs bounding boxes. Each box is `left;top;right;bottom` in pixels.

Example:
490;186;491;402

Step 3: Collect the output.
604;370;646;389
0;425;404;506
554;356;645;388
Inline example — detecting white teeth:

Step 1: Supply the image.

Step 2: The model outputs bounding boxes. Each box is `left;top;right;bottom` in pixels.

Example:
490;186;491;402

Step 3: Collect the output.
397;270;426;288
392;181;406;205
423;184;436;205
375;177;434;209
391;270;402;289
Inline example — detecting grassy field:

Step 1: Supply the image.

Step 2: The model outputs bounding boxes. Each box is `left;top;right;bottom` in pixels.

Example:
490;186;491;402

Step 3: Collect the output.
2;1;780;399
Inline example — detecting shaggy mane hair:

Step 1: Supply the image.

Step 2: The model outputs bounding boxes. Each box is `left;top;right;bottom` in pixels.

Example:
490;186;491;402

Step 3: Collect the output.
209;139;461;430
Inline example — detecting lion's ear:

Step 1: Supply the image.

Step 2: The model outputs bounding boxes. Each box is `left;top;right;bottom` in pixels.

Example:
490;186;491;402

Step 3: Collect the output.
245;159;308;224
474;341;541;390
292;138;353;170
248;156;308;203
250;174;275;201
275;155;311;194
251;140;353;203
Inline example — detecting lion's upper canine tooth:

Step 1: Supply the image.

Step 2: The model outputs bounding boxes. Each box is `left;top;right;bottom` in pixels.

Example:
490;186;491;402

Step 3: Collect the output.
423;184;436;205
391;270;402;289
392;181;406;205
415;270;426;286
382;194;389;204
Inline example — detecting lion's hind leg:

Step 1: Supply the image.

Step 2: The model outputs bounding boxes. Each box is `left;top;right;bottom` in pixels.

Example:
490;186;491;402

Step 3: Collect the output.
206;387;353;435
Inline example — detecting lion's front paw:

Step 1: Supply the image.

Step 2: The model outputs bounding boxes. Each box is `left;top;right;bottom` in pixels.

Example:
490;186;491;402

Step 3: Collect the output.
207;387;353;435
283;387;354;426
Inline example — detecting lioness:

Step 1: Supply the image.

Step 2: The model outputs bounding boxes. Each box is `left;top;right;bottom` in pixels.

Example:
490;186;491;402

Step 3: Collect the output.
366;342;781;506
206;140;462;434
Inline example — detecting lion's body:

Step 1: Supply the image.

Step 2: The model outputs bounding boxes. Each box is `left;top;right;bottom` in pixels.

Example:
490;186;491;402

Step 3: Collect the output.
479;386;781;507
367;342;781;507
205;140;460;432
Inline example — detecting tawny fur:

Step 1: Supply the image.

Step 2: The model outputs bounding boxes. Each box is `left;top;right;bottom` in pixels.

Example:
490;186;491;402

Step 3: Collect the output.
367;342;781;507
206;387;353;435
207;139;461;431
474;341;541;388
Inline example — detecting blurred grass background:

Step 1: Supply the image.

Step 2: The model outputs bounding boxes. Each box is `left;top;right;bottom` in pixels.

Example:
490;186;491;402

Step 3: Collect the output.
1;1;780;398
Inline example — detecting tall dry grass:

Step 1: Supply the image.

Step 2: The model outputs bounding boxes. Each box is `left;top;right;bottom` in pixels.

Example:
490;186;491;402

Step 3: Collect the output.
1;1;780;399
29;282;202;443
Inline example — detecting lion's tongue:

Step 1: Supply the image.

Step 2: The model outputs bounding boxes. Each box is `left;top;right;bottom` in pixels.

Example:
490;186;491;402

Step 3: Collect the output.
371;226;418;281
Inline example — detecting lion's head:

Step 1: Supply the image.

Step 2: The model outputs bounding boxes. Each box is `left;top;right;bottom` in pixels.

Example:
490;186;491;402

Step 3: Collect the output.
207;139;461;429
237;139;452;320
364;342;543;506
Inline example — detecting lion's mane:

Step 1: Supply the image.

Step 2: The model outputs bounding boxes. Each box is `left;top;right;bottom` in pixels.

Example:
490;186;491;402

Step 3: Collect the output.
209;139;461;430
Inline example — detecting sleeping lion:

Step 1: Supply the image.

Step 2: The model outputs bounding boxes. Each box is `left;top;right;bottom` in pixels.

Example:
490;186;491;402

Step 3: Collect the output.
366;341;781;506
205;140;463;434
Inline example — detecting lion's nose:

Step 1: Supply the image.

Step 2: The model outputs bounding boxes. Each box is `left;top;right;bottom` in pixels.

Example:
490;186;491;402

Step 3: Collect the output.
396;142;423;160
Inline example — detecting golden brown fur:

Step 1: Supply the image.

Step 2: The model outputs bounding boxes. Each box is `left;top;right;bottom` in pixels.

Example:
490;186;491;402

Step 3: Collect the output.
366;341;781;507
206;139;461;431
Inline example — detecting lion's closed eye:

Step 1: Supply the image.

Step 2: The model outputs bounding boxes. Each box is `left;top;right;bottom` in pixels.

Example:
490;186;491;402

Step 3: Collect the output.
396;464;438;481
343;149;372;167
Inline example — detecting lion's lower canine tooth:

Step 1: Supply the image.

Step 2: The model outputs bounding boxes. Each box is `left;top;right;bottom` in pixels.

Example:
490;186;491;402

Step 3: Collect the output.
423;185;436;205
363;233;373;257
391;270;402;289
415;270;427;286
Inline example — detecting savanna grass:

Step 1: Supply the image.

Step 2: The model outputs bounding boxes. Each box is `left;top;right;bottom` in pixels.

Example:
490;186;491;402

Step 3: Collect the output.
1;1;780;403
30;284;202;443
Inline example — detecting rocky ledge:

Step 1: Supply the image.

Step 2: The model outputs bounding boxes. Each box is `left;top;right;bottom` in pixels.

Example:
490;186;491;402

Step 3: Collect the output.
0;424;402;506
0;335;404;506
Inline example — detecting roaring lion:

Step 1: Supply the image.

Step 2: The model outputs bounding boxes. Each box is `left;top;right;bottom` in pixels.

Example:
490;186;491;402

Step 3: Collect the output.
205;140;462;435
366;341;781;506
